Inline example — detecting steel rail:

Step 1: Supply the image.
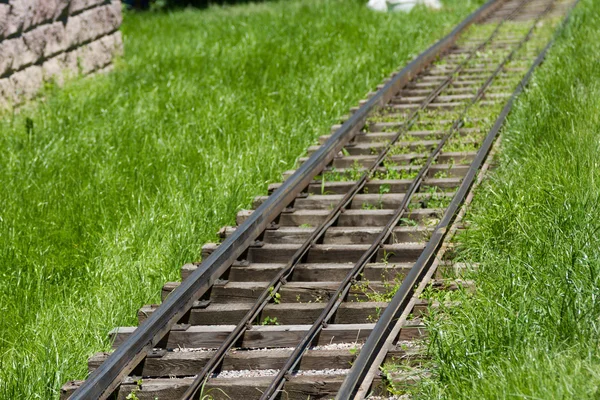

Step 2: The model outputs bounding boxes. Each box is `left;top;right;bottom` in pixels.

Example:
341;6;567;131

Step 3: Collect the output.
259;3;539;399
179;2;516;398
68;1;501;398
336;0;574;397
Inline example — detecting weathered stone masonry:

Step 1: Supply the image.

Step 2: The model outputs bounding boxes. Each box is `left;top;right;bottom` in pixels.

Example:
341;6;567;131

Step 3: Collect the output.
0;0;123;107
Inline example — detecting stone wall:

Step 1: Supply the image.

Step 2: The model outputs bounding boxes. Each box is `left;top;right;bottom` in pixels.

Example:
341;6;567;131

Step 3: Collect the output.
0;0;123;107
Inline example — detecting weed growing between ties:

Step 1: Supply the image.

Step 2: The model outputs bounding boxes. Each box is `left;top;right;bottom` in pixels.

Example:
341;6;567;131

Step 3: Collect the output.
412;1;600;398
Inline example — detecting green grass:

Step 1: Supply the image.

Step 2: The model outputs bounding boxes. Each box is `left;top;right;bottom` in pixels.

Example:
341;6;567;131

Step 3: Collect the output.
414;0;600;398
0;0;485;398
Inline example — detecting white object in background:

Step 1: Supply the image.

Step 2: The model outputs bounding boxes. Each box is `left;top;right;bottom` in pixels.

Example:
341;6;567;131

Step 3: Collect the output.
367;0;388;11
421;0;442;10
367;0;442;12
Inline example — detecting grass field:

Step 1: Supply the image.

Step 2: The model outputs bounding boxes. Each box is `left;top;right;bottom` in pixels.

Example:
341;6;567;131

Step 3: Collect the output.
0;0;485;398
415;0;600;397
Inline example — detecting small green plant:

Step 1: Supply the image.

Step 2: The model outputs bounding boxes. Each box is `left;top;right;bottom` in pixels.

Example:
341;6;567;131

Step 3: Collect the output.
388;144;413;155
425;194;451;209
261;316;280;325
423;217;440;227
126;391;140;400
320;161;363;182
419;281;469;303
367;306;383;322
407;201;421;211
126;379;143;400
444;139;479;153
381;250;394;265
352;273;403;303
379;184;391;195
400;217;418;227
362;202;377;210
374;165;418;181
347;160;365;181
410;157;427;166
268;286;281;304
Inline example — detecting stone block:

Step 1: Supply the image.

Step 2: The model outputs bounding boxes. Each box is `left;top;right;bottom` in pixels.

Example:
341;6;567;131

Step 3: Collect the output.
76;34;115;74
9;0;37;33
5;0;31;36
5;0;71;36
10;65;43;101
108;1;122;29
64;10;83;47
31;0;70;26
54;0;72;20
62;48;80;73
42;54;65;79
0;37;39;75
65;3;121;48
1;23;67;75
22;24;48;63
12;37;38;71
112;30;123;57
0;77;15;107
31;0;59;26
76;32;122;75
69;0;108;15
42;52;77;84
0;38;16;76
42;21;68;57
0;4;9;40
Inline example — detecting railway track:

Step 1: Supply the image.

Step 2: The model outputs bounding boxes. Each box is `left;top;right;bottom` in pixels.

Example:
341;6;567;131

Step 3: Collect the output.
61;0;577;398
